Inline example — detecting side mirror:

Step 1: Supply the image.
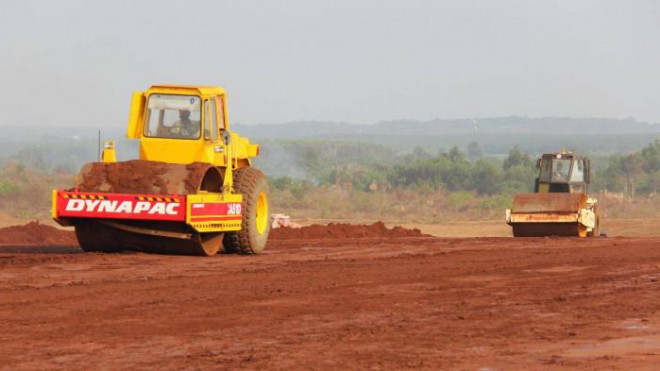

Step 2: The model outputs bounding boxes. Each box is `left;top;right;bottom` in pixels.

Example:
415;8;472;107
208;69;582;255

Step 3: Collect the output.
222;131;231;145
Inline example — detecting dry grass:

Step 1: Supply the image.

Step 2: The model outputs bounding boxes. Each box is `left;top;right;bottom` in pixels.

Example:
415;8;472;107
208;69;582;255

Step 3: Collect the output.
270;186;510;223
1;165;660;227
0;164;72;221
271;186;660;224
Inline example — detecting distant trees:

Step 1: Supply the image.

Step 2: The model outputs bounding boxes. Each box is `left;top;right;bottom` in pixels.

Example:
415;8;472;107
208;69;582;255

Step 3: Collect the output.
387;146;473;191
502;146;533;170
285;144;537;196
599;140;660;196
472;160;501;195
467;141;483;161
641;139;660;194
264;139;660;198
497;146;536;194
622;153;644;197
641;139;660;170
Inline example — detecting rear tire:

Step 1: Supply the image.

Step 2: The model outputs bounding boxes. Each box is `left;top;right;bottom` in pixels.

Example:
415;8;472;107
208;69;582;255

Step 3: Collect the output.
223;167;271;254
75;221;122;253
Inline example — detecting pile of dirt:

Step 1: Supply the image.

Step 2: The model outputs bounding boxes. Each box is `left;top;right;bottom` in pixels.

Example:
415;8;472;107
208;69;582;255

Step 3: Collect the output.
78;160;171;194
270;221;429;240
0;221;77;246
0;220;426;247
77;160;216;195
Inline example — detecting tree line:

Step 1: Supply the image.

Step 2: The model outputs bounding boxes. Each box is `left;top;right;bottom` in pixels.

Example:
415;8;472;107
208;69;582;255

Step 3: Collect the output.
267;142;537;196
597;139;660;197
267;139;660;198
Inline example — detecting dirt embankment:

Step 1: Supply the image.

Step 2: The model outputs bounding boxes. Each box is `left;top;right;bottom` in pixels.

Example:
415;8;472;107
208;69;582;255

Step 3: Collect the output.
270;221;429;240
0;221;77;245
0;221;427;246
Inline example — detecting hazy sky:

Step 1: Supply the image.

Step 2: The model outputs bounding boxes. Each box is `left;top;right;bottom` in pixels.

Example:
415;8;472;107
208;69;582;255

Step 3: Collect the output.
1;0;659;127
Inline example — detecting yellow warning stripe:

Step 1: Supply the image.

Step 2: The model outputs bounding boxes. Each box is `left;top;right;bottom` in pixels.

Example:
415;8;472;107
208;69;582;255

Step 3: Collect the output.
61;193;178;202
62;194;106;200
135;196;177;202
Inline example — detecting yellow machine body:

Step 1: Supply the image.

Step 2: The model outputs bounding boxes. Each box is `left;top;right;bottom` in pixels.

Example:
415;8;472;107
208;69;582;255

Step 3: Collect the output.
120;85;260;188
52;85;271;256
505;151;600;237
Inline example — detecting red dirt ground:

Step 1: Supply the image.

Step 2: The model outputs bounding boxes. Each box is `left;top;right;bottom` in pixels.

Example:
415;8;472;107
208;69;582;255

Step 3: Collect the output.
0;223;659;369
270;221;429;239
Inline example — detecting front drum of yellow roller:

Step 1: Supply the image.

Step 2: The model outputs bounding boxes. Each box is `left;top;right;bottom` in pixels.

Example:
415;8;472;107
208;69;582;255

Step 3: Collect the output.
510;193;588;237
73;160;225;256
511;223;587;237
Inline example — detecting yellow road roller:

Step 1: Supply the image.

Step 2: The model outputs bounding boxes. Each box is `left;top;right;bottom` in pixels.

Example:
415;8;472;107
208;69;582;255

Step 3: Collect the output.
52;85;270;256
506;151;601;237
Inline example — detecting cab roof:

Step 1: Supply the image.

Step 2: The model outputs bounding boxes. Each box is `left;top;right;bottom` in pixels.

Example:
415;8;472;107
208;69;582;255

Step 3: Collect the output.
147;85;226;97
540;151;586;160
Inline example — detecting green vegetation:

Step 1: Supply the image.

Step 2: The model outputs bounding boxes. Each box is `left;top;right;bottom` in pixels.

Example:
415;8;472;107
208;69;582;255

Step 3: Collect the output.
0;163;72;220
3;137;660;224
264;139;660;222
263;143;538;196
262;139;660;197
595;139;660;197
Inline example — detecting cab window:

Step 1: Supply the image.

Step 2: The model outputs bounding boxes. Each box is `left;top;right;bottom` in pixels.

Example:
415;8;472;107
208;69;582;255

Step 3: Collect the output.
551;159;571;181
539;158;552;181
570;160;585;182
204;99;218;140
216;96;226;130
144;95;201;139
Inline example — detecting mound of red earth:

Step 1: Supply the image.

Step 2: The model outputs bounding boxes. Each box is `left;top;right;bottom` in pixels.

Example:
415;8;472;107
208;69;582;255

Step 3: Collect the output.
0;221;425;247
0;221;77;246
269;221;429;240
77;160;217;195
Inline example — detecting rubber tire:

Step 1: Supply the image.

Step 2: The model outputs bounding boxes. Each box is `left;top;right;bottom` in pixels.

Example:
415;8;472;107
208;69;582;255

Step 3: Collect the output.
223;167;271;254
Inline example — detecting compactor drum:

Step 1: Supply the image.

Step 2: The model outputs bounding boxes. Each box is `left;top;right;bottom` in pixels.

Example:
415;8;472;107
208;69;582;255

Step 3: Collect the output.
52;85;271;256
505;152;601;237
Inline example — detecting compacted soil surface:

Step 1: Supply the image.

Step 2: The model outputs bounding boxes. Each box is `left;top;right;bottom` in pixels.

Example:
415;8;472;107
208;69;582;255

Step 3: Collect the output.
0;223;659;370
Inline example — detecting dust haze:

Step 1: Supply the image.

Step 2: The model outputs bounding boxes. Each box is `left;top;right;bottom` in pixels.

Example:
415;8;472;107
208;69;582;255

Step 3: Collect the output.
1;0;659;127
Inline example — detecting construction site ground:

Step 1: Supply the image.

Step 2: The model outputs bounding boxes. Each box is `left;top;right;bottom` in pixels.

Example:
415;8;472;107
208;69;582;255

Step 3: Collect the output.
1;219;659;370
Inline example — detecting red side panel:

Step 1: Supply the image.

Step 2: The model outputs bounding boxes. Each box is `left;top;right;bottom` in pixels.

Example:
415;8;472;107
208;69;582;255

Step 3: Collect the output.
55;191;185;222
189;202;243;222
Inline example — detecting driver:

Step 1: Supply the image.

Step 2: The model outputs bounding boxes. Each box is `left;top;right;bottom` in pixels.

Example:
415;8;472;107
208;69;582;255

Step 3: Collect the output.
553;162;567;180
170;109;200;138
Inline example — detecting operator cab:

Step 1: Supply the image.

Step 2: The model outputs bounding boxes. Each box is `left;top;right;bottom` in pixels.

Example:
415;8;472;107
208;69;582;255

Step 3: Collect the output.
144;94;202;139
535;152;590;194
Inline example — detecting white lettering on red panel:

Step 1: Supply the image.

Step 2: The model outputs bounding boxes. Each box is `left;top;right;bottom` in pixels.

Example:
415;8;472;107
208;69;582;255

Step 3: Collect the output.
64;199;179;215
227;203;242;215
